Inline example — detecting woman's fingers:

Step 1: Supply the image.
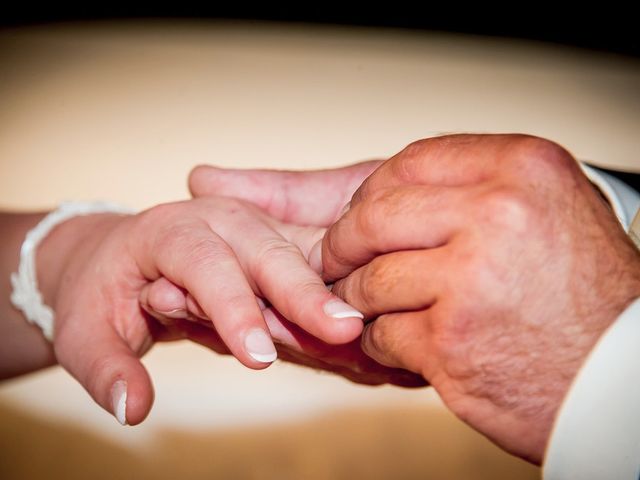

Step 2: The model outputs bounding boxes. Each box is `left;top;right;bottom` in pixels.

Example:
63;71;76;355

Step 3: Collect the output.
250;238;365;344
132;213;276;368
136;197;361;360
141;279;425;387
267;222;326;267
139;277;190;321
227;218;364;344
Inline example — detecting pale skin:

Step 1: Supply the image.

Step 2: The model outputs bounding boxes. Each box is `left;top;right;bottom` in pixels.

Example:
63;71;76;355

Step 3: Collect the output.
150;134;640;464
1;195;423;426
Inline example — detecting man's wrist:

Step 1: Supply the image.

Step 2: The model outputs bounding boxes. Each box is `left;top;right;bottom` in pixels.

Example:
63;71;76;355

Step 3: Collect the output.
543;297;640;479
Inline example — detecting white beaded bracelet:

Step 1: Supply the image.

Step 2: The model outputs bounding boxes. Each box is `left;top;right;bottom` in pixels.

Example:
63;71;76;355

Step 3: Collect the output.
10;201;134;341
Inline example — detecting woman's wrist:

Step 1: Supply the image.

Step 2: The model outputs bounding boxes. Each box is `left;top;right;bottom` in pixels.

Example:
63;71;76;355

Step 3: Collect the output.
1;211;131;379
36;212;128;314
1;212;52;378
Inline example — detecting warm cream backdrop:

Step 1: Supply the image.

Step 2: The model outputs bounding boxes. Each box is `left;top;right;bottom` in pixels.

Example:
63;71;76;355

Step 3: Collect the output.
1;20;639;479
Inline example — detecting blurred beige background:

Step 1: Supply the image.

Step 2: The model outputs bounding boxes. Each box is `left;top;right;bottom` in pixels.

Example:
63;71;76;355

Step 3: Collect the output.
1;20;639;479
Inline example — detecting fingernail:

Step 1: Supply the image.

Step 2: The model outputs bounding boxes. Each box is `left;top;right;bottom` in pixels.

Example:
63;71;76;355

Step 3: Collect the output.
245;329;278;363
157;308;187;319
256;297;267;311
111;380;127;426
323;299;364;319
309;240;323;274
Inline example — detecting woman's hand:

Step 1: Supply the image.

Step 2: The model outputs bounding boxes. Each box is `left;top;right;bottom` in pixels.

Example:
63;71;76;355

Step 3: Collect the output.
140;160;427;389
139;277;426;389
37;196;364;425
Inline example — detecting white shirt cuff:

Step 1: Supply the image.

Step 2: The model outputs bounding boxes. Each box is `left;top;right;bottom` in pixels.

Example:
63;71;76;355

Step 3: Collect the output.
581;163;640;232
543;298;640;479
543;163;640;479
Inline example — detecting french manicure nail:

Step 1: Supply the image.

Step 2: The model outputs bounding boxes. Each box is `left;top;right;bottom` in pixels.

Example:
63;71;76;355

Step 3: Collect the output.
157;308;188;319
256;297;267;311
111;380;127;426
323;299;364;319
245;329;278;363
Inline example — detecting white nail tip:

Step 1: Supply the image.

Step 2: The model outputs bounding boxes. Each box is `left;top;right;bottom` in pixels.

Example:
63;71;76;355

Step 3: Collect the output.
245;329;278;364
330;310;365;319
111;380;128;426
248;351;278;363
323;300;364;319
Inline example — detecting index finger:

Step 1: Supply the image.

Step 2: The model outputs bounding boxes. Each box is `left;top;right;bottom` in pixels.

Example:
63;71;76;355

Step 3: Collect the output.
321;185;467;281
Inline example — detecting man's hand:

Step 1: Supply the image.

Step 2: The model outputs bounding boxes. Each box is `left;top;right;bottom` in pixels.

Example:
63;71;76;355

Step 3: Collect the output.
320;134;640;463
188;160;381;226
